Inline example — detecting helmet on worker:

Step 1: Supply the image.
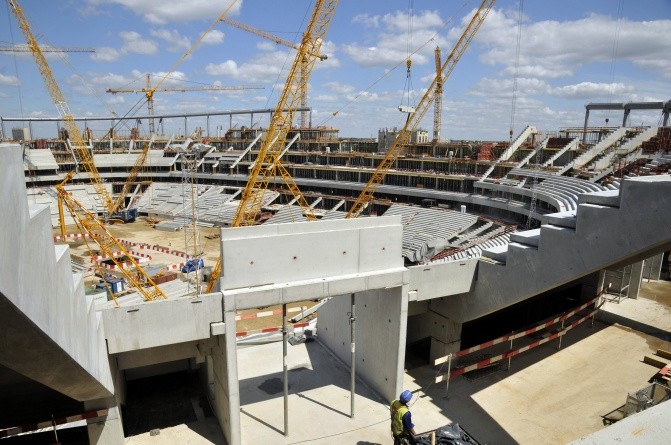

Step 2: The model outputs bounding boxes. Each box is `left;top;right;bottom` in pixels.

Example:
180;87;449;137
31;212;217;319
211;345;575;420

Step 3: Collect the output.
399;389;413;404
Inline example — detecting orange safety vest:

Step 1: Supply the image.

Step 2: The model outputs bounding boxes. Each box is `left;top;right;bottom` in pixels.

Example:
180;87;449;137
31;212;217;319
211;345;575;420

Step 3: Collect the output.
390;399;409;436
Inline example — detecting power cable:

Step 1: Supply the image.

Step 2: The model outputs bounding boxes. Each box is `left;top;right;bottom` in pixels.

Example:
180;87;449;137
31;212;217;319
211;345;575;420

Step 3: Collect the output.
508;0;523;142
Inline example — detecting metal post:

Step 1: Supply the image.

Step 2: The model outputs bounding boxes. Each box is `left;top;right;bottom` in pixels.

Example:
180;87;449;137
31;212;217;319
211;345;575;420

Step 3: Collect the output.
558;319;566;349
283;303;289;436
349;293;356;418
508;334;513;370
445;353;453;397
206;115;210;138
184;117;187;137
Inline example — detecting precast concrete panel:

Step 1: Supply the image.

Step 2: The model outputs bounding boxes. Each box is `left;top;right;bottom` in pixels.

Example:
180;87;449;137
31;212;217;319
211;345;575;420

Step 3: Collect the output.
407;260;477;300
103;293;223;353
220;216;403;290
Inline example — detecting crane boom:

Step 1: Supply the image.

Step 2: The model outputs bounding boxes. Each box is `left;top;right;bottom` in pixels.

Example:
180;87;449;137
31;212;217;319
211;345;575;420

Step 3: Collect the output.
219;16;327;60
0;45;94;52
206;0;339;294
106;85;263;94
56;178;168;303
232;0;338;227
346;0;495;218
7;0;114;213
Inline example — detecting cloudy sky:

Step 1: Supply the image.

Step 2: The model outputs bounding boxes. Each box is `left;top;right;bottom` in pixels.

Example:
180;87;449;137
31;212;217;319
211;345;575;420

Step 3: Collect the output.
1;0;670;140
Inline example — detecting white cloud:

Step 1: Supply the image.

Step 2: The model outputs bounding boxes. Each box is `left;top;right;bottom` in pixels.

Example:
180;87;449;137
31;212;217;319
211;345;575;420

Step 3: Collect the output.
343;10;448;68
202;30;225;45
550;82;632;99
257;41;277;52
352;13;380;28
325;81;355;95
474;9;671;79
90;47;122;62
91;0;242;24
151;29;191;52
120;31;158;55
0;73;20;86
206;50;290;83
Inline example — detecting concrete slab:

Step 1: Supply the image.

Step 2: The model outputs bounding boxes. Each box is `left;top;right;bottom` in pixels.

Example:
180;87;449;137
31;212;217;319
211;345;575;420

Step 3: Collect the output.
405;280;671;445
236;339;451;445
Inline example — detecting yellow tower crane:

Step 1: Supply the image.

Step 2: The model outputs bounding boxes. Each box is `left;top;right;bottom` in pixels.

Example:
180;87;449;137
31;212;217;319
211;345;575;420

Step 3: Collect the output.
106;73;264;135
6;0;114;214
219;16;327;129
346;0;496;219
433;46;443;143
0;45;94;53
206;0;339;293
7;0;168;303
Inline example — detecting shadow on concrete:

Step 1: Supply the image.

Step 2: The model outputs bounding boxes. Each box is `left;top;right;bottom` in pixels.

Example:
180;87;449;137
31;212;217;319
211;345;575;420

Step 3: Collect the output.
597;311;671;343
406;315;614;445
238;340;378;408
240;407;283;436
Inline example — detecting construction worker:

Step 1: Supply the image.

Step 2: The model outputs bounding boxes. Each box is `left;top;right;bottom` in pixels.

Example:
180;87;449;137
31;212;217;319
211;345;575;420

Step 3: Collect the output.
390;389;416;444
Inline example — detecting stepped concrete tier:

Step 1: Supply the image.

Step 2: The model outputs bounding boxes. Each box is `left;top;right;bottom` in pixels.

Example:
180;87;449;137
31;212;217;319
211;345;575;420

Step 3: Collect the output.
558;127;628;174
433;175;671;323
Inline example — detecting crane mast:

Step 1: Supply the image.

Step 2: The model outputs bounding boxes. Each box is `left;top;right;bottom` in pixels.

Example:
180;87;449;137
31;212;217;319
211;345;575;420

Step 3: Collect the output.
433;46;443;142
7;0;114;213
206;0;338;293
232;0;338;227
346;0;495;219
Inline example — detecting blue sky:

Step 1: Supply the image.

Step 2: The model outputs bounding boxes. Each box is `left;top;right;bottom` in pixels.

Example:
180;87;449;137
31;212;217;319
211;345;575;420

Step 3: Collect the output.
1;0;670;140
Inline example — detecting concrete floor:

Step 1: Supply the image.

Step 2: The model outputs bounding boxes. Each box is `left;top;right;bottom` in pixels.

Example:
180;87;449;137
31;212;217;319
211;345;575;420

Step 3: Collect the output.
123;280;671;444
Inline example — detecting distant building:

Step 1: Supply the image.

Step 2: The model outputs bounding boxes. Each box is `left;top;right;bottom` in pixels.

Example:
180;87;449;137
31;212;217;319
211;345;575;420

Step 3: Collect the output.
12;127;31;142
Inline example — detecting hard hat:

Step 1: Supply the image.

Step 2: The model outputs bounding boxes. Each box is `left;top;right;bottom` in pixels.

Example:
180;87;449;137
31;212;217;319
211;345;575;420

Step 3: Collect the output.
400;390;413;404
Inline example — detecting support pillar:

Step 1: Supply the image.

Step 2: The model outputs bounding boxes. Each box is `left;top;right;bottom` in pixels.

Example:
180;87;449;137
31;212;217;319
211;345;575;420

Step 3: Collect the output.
643;253;664;281
213;305;241;445
582;108;590;146
86;405;125;445
628;260;645;299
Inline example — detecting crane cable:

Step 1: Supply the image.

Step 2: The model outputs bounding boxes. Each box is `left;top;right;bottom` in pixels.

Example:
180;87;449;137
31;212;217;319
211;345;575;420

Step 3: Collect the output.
508;0;523;142
321;0;473;125
5;1;25;121
399;0;415;112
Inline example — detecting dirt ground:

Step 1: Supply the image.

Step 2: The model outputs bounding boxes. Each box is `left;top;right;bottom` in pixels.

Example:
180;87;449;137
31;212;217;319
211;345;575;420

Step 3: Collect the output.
55;217;319;331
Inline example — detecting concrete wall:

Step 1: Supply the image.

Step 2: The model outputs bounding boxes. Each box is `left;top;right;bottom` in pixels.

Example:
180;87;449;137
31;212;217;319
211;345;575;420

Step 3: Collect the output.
0;143;113;401
212;309;240;445
318;287;408;402
102;292;223;353
407;260;477;301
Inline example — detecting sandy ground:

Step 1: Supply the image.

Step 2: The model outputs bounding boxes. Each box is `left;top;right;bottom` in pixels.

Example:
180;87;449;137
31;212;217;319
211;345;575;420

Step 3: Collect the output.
56;218;318;330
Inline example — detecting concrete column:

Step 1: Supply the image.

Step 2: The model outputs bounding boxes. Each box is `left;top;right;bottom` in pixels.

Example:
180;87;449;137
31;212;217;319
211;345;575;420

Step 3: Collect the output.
86;405;125;445
211;305;241;445
628;260;645;299
582;108;590;146
643;253;664;281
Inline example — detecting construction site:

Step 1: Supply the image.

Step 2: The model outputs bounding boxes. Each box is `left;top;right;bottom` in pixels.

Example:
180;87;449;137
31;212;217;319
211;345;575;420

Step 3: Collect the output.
2;0;671;444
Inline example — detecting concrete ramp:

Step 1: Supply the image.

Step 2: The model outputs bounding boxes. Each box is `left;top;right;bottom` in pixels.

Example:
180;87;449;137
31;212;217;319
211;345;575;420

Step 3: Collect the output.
0;143;113;401
434;175;671;322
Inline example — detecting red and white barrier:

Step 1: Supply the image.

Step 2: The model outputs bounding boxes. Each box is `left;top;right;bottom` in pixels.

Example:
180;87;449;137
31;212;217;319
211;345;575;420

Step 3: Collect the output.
435;302;603;382
235;306;306;321
236;322;311;338
436;294;603;364
0;409;108;438
53;233;91;242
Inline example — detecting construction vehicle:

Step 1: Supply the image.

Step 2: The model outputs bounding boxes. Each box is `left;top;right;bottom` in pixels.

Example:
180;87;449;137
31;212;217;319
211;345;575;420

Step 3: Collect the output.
346;0;496;219
205;0;339;293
